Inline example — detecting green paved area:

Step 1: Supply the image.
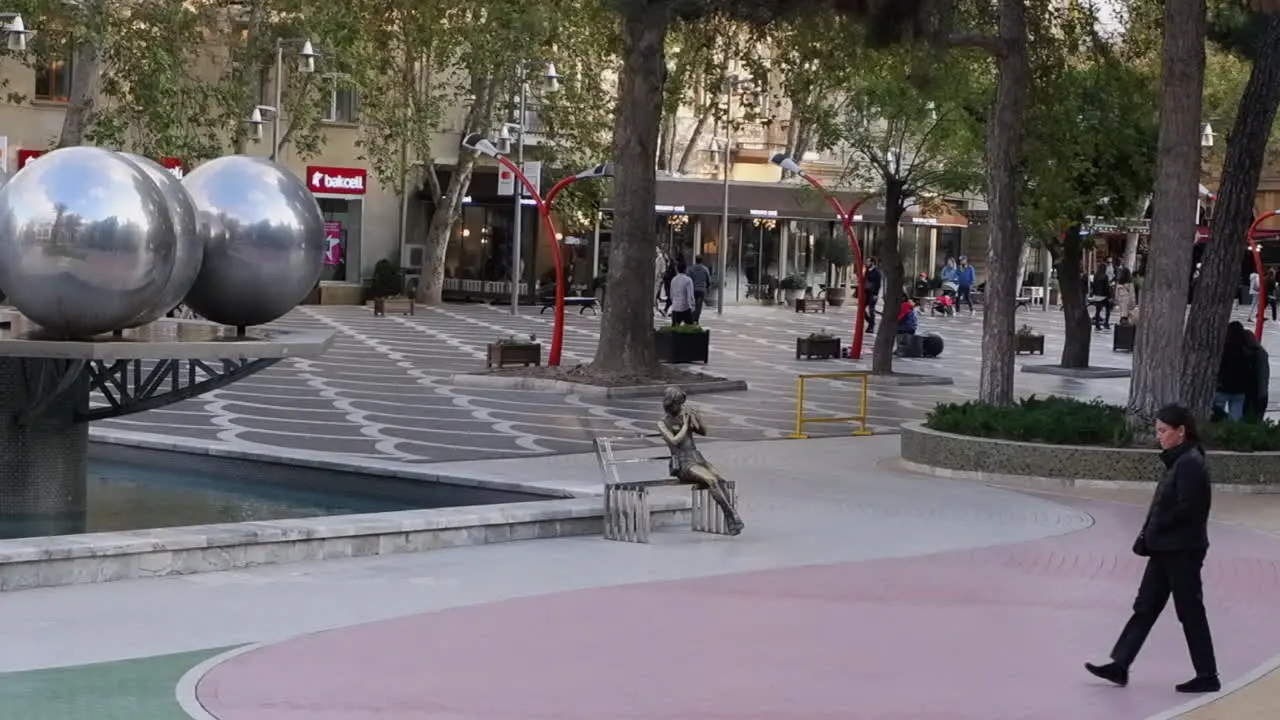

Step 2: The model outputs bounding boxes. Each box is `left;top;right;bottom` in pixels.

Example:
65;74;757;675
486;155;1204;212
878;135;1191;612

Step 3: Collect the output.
0;647;233;720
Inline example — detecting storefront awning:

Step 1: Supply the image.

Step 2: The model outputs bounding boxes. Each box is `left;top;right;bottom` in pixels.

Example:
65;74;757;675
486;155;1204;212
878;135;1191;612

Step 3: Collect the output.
602;176;901;223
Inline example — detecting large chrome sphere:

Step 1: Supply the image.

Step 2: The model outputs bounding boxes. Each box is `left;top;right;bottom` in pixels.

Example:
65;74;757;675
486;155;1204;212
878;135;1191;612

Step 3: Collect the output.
0;146;176;337
119;153;205;325
181;156;325;327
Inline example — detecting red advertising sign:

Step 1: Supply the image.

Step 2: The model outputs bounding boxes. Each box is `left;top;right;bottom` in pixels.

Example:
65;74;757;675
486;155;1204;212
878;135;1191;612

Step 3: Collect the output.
17;148;45;169
159;156;185;179
306;165;367;195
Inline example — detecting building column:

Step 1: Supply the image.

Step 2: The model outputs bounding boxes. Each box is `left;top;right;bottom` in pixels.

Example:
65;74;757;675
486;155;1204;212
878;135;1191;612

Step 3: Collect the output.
779;222;790;279
591;213;602;277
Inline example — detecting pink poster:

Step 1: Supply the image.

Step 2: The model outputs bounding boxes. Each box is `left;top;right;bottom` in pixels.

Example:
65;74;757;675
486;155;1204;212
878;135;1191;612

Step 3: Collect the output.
324;221;343;266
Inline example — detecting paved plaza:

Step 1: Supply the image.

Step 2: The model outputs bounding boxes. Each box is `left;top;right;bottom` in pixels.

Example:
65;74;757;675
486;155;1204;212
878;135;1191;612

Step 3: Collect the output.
5;437;1280;719
10;301;1280;719
92;301;1144;463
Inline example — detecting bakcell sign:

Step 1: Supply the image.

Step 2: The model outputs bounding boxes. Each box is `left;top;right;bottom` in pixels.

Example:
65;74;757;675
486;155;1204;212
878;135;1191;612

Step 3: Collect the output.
17;148;45;169
306;165;367;195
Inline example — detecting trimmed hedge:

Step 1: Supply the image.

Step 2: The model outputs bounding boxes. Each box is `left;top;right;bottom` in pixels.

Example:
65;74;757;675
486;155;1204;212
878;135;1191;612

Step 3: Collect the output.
926;395;1280;453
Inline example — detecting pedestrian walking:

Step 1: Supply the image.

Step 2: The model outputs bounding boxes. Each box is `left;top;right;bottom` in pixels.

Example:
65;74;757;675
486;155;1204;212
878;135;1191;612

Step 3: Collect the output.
1085;404;1220;694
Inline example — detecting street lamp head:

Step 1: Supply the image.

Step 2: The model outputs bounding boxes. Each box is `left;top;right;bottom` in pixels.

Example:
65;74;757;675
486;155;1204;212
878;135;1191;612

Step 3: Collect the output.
1201;122;1215;148
574;163;615;180
769;153;802;175
4;14;30;52
497;124;515;142
245;106;267;141
544;62;562;93
297;39;318;74
462;132;502;158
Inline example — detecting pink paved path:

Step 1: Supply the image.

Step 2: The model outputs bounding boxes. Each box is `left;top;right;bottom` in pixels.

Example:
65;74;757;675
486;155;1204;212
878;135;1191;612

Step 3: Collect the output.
197;496;1280;720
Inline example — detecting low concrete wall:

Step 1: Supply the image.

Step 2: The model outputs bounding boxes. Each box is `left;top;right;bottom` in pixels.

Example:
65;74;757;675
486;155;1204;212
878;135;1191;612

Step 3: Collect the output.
0;498;690;593
900;422;1280;487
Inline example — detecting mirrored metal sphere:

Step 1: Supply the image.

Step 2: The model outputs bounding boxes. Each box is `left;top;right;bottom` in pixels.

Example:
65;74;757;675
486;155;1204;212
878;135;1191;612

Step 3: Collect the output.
181;156;325;327
118;153;205;326
0;146;176;338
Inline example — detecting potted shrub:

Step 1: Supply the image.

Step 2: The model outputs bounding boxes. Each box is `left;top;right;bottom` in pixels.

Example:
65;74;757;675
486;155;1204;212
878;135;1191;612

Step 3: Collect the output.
487;334;542;368
654;324;710;364
1014;324;1045;355
796;330;841;360
370;259;410;316
779;274;805;307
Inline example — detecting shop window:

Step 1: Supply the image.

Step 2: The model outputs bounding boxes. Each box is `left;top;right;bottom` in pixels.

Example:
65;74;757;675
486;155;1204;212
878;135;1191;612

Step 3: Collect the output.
938;227;962;265
324;87;359;124
34;54;73;102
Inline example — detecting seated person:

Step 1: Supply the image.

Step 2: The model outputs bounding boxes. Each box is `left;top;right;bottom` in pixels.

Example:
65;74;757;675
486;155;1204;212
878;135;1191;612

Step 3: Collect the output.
913;273;931;299
897;295;919;335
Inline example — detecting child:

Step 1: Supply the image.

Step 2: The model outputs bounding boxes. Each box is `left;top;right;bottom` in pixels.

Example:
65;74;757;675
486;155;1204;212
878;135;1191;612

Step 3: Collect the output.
935;293;955;317
898;295;919;335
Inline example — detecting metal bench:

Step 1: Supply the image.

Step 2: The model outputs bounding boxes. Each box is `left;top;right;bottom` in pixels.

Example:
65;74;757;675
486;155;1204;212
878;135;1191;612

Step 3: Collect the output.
594;434;739;544
540;296;598;315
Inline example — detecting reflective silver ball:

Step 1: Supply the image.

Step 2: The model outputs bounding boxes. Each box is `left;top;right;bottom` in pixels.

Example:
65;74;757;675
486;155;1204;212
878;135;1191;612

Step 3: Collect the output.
181;156;325;327
119;153;205;326
0;146;176;337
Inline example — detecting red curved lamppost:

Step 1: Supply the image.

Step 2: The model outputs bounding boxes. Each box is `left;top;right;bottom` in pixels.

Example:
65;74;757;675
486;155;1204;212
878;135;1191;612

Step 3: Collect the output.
1246;210;1274;341
464;133;567;366
771;153;873;360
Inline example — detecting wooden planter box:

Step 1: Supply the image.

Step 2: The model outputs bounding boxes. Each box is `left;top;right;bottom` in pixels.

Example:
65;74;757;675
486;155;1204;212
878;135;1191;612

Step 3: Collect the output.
654;329;710;364
794;298;826;313
1113;323;1136;352
372;296;415;316
1015;334;1045;355
796;336;841;360
487;342;542;368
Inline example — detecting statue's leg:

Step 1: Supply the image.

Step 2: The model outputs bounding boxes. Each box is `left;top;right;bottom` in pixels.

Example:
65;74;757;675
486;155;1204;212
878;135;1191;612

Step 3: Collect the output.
685;466;743;534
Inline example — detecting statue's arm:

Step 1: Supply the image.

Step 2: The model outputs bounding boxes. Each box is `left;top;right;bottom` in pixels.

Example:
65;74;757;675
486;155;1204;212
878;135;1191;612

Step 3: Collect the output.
657;419;689;445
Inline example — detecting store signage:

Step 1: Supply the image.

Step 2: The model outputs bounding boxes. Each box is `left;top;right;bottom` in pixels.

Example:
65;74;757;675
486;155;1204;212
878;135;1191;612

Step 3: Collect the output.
521;161;541;198
497;167;515;196
497;162;541;197
159;156;185;179
17;148;45;169
655;204;686;214
912;217;939;225
749;209;778;218
306;165;367;195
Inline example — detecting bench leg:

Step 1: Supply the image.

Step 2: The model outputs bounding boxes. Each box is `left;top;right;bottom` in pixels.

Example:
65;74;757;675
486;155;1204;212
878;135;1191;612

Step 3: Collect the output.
692;480;737;536
603;484;652;543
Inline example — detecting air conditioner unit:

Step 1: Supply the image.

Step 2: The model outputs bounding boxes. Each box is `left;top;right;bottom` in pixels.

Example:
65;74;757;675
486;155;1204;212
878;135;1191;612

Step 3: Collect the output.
402;244;427;270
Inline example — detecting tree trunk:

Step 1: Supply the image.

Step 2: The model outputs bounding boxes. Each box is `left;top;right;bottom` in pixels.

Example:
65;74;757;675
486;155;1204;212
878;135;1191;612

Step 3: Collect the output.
1181;17;1280;420
675;107;713;173
872;186;904;374
1127;0;1207;425
592;5;667;375
1057;230;1092;369
977;0;1032;406
56;41;102;147
417;75;498;305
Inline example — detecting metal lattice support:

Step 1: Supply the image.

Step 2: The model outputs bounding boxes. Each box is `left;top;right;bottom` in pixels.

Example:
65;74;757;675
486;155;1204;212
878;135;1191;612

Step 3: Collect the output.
0;357;89;536
80;357;280;421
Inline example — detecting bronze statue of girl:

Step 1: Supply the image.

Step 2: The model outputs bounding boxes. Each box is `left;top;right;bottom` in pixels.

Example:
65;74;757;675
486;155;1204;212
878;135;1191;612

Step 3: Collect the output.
657;386;744;535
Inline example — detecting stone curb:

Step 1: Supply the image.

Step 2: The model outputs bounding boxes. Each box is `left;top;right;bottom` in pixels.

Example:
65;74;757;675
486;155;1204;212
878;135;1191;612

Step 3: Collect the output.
447;372;749;398
898;421;1280;488
1020;364;1131;379
862;373;954;387
890;457;1280;494
175;644;259;720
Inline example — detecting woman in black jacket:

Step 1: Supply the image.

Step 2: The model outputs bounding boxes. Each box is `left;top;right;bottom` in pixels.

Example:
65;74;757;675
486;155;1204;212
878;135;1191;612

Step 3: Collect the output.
1085;405;1219;693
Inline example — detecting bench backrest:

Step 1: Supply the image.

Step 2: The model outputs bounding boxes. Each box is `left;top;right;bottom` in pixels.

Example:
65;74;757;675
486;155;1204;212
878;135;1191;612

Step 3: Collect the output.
594;434;672;485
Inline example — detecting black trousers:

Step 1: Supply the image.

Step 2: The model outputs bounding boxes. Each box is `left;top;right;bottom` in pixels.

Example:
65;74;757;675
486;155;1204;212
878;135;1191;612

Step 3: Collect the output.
1111;549;1217;677
693;291;705;323
863;292;878;330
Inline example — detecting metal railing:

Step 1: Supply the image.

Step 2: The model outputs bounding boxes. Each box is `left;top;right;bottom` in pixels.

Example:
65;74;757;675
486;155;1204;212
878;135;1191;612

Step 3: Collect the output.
789;371;872;439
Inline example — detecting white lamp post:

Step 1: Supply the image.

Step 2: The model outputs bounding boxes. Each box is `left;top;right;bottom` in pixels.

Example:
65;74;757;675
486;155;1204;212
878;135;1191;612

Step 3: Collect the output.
505;61;561;315
244;38;318;161
0;13;31;52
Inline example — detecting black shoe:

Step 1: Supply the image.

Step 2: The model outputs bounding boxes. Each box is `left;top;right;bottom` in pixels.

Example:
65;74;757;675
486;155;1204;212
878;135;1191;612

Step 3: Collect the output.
1085;662;1129;687
1175;675;1221;693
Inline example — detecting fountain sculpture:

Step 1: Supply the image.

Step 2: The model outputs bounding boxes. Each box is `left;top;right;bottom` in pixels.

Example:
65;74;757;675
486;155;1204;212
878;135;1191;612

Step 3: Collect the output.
0;147;333;536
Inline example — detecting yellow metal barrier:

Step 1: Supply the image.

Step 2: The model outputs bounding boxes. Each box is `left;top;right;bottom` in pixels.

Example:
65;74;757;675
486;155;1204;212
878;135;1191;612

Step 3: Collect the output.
789;371;872;439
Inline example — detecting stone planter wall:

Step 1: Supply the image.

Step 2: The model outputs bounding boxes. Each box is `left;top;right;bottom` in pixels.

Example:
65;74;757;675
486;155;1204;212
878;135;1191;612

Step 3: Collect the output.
900;421;1280;487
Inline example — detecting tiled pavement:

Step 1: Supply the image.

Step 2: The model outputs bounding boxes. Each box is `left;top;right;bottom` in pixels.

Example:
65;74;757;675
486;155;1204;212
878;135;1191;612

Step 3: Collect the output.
93;301;1144;463
7;437;1280;719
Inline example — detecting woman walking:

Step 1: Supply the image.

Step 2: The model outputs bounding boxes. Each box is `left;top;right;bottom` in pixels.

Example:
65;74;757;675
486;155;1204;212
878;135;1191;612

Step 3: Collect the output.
1085;404;1219;694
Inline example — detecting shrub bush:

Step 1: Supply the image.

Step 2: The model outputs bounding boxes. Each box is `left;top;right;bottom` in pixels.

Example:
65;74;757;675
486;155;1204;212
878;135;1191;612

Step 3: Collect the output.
926;395;1280;452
